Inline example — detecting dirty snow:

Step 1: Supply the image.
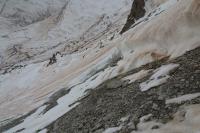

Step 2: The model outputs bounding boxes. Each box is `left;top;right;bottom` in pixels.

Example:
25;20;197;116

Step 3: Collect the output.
134;114;163;132
1;0;200;132
103;126;122;133
140;64;179;91
132;104;200;133
166;93;200;104
123;70;151;83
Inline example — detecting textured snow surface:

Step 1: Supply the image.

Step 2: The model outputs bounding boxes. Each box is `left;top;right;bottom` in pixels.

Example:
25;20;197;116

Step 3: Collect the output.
140;64;179;91
166;93;200;104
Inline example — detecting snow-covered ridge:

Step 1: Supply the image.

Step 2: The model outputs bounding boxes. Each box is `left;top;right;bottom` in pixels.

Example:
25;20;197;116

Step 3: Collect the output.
0;0;66;26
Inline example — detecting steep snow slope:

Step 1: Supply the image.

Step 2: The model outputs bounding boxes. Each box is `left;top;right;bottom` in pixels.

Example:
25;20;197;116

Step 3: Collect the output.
0;0;132;68
0;0;132;124
118;0;200;69
0;0;200;132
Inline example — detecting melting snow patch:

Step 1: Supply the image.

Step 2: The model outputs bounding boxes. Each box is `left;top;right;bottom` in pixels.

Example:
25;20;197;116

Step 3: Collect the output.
103;126;122;133
132;104;200;133
123;70;151;84
134;114;163;132
120;115;130;122
140;64;179;92
166;93;200;104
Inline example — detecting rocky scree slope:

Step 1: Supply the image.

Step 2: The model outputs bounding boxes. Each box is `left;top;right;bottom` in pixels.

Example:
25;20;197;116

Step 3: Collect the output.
47;45;200;133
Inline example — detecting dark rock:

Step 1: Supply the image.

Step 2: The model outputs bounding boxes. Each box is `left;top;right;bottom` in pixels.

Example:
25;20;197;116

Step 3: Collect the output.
120;0;146;34
151;125;160;129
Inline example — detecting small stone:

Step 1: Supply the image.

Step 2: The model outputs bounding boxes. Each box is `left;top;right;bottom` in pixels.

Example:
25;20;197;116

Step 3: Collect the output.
127;122;136;130
158;96;165;101
151;125;160;129
152;103;159;110
180;79;185;82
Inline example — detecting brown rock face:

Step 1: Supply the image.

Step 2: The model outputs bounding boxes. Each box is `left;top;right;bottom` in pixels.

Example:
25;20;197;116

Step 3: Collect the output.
120;0;145;34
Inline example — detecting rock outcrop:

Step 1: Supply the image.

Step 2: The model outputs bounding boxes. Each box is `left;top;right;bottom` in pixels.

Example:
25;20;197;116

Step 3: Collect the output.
120;0;145;34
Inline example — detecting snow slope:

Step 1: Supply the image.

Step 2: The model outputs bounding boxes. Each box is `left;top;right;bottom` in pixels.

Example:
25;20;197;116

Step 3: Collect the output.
0;0;132;68
0;0;132;125
0;0;200;132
